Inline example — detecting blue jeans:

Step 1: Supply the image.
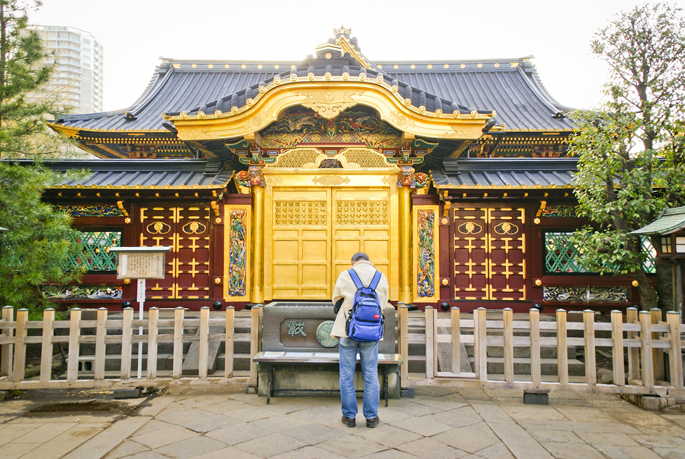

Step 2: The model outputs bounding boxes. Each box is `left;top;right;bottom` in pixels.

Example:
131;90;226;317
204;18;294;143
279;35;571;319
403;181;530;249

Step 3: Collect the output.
338;336;379;419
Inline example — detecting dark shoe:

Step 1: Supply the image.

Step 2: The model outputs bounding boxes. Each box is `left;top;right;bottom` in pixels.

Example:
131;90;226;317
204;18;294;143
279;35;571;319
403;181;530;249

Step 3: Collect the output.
366;416;380;428
341;415;356;428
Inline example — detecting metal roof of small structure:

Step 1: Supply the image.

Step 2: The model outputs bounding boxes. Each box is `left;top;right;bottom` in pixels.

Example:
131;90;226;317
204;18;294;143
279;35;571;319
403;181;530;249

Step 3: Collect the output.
42;159;231;189
53;32;573;134
631;207;685;235
431;157;577;189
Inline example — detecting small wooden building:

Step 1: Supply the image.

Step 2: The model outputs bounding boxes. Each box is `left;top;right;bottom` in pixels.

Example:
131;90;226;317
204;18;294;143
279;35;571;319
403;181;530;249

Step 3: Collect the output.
42;29;647;312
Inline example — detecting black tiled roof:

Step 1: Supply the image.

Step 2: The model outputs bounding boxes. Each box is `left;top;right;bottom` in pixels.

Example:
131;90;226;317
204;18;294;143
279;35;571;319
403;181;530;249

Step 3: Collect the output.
54;36;574;134
41;159;231;188
432;157;577;188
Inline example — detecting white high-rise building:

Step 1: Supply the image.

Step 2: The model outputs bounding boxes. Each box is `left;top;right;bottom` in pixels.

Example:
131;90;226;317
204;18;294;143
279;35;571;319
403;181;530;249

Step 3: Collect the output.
31;25;104;114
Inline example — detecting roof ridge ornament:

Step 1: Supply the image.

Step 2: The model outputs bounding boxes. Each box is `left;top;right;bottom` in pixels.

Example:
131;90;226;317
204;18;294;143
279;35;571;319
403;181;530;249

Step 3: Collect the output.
334;25;351;39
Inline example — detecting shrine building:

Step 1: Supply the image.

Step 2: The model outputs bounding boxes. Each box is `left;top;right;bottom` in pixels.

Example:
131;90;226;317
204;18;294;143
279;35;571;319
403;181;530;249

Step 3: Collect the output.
42;28;649;312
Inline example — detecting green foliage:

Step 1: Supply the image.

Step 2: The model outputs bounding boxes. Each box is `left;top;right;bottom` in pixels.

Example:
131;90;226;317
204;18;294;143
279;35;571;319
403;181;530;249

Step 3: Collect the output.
0;2;85;311
0;162;85;310
569;2;685;309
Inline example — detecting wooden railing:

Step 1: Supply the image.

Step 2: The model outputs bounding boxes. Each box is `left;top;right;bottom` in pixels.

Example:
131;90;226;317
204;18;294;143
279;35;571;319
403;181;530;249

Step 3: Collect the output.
0;306;262;390
399;306;685;396
3;303;683;398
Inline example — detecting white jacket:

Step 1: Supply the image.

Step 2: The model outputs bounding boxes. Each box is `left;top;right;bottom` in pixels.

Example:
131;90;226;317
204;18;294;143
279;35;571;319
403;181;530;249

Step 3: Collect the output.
330;259;389;338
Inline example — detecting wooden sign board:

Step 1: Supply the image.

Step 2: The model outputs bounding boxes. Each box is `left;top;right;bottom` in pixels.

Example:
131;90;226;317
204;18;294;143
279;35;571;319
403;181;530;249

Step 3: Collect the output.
109;247;171;280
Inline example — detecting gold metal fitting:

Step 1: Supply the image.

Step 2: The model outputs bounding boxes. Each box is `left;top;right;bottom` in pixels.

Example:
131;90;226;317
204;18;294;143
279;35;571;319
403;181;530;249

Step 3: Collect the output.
215;217;222;224
534;279;542;286
534;218;540;224
124;279;131;284
441;279;449;286
632;280;639;287
214;277;222;284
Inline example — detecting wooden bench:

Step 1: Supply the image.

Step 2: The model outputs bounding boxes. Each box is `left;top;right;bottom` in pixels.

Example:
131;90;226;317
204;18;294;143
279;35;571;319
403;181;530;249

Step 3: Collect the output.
253;302;402;405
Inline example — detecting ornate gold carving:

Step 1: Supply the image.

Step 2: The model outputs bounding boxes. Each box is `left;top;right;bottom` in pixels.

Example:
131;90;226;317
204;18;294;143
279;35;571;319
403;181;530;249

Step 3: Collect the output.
340;148;389;168
275;201;327;226
389;111;415;128
336;200;388;226
312;175;351;186
147;222;171;234
265;176;283;186
244;112;270;131
270;148;322;168
182;222;207;234
294;89;365;119
458;222;482;235
494;222;519;235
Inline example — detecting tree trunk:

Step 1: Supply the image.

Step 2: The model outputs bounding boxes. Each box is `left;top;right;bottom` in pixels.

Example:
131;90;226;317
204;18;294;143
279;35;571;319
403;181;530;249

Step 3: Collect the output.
655;257;674;312
634;269;658;310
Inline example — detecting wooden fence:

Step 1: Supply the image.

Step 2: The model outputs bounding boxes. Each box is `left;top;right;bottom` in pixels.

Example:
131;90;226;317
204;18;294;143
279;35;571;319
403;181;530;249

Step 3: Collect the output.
0;306;263;390
2;304;684;398
399;306;685;396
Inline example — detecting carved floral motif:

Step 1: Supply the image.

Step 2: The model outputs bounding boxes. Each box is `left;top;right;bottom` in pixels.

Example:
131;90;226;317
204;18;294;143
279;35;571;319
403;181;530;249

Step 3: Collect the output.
229;209;247;296
417;210;435;297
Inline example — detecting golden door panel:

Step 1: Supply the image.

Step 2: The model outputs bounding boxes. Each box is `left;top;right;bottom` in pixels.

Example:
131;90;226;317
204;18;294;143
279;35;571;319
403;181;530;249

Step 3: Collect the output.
140;206;211;299
272;188;331;299
333;188;391;284
453;207;525;301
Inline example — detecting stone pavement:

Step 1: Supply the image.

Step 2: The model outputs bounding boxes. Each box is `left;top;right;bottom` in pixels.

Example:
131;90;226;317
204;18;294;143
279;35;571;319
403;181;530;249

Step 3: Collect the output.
1;386;685;459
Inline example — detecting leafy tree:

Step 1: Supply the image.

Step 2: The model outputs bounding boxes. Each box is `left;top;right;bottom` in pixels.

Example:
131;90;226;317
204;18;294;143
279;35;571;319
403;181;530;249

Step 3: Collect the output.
570;2;685;311
0;0;84;310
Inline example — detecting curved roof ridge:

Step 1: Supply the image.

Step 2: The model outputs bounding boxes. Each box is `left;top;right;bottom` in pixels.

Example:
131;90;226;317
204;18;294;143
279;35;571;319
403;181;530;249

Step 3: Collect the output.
519;60;575;112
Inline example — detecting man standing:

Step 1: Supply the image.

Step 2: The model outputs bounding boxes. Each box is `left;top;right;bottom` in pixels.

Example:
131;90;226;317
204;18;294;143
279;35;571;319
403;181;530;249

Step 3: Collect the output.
330;252;389;428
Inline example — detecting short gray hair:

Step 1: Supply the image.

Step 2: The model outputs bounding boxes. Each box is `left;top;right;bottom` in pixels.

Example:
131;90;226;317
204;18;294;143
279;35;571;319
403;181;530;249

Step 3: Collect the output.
351;252;370;262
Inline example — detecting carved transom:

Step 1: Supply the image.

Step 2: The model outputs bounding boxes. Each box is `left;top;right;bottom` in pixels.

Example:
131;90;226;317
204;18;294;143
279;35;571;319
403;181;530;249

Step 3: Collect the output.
275;201;327;226
336;200;388;226
266;147;393;169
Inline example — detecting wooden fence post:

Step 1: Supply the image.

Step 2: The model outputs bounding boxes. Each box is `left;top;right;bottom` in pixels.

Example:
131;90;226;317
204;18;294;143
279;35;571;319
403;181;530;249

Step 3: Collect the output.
225;306;235;378
639;310;655;389
399;305;409;383
94;308;108;381
40;309;55;383
503;308;514;383
451;307;461;375
172;307;184;379
651;308;665;382
425;307;435;379
583;310;596;386
667;311;683;389
530;308;542;386
611;310;625;387
249;306;260;387
120;308;133;380
556;309;568;386
12;309;28;383
199;307;209;379
147;307;159;380
474;308;488;381
626;307;639;383
66;308;81;381
1;306;14;377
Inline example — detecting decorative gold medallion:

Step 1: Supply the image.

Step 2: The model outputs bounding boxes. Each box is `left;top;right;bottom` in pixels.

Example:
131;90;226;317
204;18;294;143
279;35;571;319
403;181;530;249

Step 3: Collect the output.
457;222;482;235
494;222;519;235
147;221;171;234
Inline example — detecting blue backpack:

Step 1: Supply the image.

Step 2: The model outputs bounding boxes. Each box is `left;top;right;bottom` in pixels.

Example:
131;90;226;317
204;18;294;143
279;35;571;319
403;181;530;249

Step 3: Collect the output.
345;269;384;342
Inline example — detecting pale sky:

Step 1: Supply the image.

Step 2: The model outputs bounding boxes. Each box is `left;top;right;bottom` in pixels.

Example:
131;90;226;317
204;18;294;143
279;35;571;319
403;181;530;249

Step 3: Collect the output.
30;0;685;113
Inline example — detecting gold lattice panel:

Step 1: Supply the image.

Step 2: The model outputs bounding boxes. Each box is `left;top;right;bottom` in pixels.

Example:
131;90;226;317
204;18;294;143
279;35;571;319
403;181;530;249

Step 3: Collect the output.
140;206;211;299
275;201;327;225
336;200;388;226
270;148;323;168
340;148;389;168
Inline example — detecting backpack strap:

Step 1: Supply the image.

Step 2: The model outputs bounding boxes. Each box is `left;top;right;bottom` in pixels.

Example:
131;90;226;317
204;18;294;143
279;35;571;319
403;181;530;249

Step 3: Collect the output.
369;270;382;290
347;268;364;289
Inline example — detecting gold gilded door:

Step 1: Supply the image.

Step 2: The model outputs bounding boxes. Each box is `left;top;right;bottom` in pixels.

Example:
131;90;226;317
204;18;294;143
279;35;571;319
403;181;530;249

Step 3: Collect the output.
269;186;391;300
272;188;331;299
333;188;391;284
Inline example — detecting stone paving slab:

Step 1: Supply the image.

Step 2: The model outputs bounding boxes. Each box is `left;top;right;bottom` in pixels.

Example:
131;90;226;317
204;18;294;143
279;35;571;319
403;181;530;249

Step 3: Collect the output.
0;386;684;458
